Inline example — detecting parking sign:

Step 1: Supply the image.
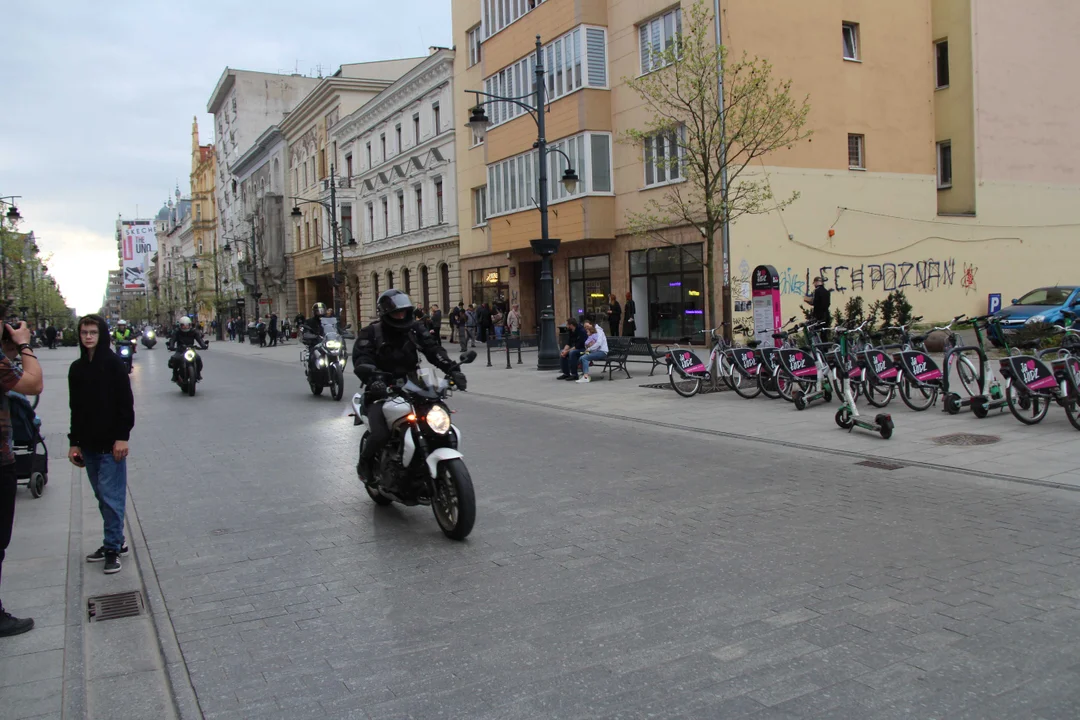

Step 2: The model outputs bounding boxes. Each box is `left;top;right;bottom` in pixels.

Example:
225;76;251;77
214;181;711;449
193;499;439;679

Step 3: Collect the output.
988;293;1002;315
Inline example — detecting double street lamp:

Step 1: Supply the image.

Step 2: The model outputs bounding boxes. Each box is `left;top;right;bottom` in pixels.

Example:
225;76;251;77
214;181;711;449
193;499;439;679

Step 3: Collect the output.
1;196;23;303
465;36;580;371
290;165;357;323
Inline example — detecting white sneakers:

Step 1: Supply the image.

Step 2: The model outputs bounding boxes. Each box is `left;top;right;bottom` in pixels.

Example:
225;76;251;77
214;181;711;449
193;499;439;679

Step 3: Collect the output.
576;375;591;383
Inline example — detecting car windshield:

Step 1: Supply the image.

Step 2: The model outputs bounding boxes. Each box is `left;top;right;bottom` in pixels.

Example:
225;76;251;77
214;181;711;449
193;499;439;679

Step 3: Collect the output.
1015;287;1076;306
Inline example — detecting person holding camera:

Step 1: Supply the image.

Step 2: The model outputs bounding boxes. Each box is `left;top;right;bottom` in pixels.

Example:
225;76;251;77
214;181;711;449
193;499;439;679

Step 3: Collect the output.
67;314;135;576
0;312;44;637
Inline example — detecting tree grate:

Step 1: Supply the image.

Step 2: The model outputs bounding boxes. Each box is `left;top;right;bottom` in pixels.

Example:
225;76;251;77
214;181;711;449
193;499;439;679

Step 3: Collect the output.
639;383;730;394
855;459;907;471
932;433;1001;446
87;591;144;622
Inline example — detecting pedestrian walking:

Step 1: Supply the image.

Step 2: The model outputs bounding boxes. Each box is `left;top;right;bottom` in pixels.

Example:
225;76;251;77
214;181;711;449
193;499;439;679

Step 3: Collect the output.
268;313;279;347
45;324;58;350
0;309;44;637
622;292;637;337
477;303;491;343
507;304;522;337
492;306;505;341
465;305;477;348
430;304;443;346
607;294;622;337
67;314;135;576
448;305;460;344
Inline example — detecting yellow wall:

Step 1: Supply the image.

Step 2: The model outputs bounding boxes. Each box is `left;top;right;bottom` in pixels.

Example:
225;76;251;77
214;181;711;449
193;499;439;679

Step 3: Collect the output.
932;0;976;214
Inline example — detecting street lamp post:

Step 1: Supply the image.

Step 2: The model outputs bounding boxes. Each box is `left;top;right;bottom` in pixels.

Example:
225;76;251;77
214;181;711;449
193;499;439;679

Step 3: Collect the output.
466;36;580;370
291;167;356;323
223;216;261;323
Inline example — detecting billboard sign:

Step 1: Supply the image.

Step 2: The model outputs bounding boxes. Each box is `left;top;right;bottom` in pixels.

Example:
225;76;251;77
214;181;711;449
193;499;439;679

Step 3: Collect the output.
121;220;158;290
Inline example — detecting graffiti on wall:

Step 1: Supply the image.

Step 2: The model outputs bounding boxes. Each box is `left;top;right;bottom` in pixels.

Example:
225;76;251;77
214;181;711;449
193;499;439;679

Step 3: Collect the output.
753;257;972;296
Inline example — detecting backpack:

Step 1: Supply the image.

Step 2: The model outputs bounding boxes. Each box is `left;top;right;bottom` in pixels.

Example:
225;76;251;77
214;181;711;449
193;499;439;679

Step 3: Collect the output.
8;392;38;447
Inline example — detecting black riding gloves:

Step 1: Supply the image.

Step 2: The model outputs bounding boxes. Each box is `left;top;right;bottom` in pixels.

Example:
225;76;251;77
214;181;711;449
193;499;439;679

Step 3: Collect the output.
450;371;468;391
367;381;389;399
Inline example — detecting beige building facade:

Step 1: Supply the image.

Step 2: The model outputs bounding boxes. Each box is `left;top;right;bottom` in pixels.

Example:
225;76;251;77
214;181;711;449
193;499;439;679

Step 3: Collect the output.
452;0;1080;339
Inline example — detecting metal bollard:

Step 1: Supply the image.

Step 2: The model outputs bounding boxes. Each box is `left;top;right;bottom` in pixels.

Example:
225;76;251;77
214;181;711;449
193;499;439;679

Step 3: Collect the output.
505;341;512;369
486;338;492;367
517;337;523;364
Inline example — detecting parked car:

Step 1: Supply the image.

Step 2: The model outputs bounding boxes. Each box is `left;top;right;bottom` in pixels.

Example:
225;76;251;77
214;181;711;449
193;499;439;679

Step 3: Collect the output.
989;286;1080;346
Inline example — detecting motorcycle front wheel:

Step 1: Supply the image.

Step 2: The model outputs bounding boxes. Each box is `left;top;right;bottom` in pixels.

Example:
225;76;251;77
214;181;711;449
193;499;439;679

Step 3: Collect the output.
432;459;476;541
330;365;344;401
310;381;324;396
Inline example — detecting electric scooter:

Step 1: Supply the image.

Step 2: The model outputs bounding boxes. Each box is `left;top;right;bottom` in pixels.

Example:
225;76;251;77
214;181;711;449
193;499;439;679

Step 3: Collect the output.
942;315;1008;418
832;328;895;439
780;323;835;411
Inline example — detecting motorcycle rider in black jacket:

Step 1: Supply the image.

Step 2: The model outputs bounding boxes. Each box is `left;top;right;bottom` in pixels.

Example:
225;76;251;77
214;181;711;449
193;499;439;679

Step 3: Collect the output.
168;316;208;382
303;302;329;375
352;289;467;486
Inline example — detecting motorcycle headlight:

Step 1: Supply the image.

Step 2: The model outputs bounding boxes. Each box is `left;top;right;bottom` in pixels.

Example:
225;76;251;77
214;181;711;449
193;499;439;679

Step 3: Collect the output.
147;332;155;339
325;340;341;350
1027;315;1046;324
317;357;327;367
184;349;196;361
426;405;451;434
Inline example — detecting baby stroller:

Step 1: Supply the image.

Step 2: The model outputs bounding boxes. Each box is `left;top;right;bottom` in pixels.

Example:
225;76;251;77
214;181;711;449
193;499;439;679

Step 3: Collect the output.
10;392;48;498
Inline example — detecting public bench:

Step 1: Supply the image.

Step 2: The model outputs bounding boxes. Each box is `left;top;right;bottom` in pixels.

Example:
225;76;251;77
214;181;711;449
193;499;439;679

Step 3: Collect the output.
599;337;666;380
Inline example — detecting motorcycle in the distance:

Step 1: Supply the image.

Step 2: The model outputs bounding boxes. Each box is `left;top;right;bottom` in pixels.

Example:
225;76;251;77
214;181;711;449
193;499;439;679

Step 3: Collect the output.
116;339;135;373
141;328;157;349
303;328;349;400
351;351;478;540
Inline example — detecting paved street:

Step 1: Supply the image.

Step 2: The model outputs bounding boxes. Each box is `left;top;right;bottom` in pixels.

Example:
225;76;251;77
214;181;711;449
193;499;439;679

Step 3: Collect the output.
5;340;1080;718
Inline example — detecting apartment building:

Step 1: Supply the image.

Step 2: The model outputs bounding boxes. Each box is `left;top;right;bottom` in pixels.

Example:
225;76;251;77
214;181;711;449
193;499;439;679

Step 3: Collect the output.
330;48;459;324
453;0;1080;337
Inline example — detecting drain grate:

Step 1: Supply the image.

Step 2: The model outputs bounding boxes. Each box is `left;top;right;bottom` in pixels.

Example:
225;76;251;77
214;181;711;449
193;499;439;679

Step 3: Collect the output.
87;591;144;622
855;459;907;471
932;433;1001;446
640;382;729;394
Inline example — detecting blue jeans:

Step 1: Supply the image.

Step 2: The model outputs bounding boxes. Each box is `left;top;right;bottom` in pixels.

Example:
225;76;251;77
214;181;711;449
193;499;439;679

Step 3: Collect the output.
84;453;127;552
562;349;583;377
494;325;504;340
581;350;607;376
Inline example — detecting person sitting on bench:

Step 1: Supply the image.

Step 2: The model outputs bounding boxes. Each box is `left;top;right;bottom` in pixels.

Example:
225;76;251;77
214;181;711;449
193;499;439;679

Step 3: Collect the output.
557;318;587;381
576;320;609;384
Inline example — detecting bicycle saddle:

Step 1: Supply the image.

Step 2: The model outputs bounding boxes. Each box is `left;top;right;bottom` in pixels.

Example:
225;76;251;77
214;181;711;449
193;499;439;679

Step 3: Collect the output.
772;332;789;340
911;334;928;344
746;340;761;349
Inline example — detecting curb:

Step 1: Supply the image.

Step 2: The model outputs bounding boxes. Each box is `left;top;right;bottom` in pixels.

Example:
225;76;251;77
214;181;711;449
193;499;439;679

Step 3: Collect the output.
466;389;1080;493
61;466;87;720
126;486;203;720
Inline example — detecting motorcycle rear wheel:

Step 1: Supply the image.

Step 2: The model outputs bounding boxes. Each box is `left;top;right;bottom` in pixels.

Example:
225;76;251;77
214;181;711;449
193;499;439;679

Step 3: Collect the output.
432;459;476;541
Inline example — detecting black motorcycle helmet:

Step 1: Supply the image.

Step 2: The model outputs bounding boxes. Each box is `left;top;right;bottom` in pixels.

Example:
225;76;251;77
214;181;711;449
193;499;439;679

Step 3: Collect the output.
377;289;415;330
311;302;327;317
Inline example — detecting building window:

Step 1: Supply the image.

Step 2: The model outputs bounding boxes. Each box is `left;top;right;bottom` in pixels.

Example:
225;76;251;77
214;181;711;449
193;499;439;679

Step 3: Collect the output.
629;244;705;340
937;141;953;189
440;263;451;311
471;267;508;309
366;202;374;241
467;25;482;67
395;124;402;154
380;134;386;161
485;27;607;130
381;197;388;238
319;148;327;179
402;267;411;295
432;103;441;135
397;191;405;234
643;126;685;188
639;9;682;74
346;153;353;179
420;265;430;308
313;218;318;247
473;186;488;226
413;113;420;144
935;40;950;89
305;221;310;249
293;168;299;194
366;142;372;167
435;179;444;223
415;186;424;228
482;0;547;38
486;131;612;218
842;22;860;61
568;255;611;324
372;273;380;307
847;134;865;169
294;225;301;253
340;204;353;243
387;270;394;290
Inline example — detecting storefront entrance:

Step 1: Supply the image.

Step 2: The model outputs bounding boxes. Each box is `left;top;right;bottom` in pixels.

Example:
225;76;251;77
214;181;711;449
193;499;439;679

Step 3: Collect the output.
629;244;705;340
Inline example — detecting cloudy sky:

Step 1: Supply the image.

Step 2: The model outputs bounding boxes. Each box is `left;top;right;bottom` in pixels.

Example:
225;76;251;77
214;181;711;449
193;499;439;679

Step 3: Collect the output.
2;0;451;314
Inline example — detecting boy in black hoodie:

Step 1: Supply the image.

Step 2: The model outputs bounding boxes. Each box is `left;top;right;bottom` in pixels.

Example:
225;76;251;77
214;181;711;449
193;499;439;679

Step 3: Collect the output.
68;314;135;575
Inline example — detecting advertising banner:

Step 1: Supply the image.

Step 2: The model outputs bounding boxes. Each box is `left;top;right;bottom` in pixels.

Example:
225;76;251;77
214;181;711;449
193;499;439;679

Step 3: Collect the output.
121;221;157;290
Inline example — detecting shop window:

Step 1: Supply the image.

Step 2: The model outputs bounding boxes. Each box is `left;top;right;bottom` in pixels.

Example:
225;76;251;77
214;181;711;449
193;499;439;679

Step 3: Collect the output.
470;266;509;310
628;244;705;340
568;255;610;325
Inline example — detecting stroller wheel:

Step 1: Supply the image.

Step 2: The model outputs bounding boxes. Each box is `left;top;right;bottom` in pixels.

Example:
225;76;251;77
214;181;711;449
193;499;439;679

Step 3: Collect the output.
29;472;45;498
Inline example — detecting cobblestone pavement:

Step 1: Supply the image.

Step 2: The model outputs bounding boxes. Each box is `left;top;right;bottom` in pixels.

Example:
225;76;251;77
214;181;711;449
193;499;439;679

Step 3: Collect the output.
125;343;1080;719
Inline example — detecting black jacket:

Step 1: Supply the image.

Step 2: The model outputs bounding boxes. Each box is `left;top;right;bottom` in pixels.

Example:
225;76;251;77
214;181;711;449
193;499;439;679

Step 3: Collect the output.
352;320;459;386
68;316;135;452
567;324;587;350
172;328;207;350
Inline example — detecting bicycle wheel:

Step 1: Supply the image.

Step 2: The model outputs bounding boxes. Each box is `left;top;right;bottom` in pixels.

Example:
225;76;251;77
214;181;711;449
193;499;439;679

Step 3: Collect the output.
955;354;980;397
730;367;762;399
863;379;894;408
759;368;782;399
1064;395;1080;431
899;377;937;411
668;366;702;398
1006;383;1049;425
777;369;797;403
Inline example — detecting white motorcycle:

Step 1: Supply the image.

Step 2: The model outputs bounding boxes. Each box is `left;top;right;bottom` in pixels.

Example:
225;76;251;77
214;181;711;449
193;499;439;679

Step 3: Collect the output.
351;351;477;540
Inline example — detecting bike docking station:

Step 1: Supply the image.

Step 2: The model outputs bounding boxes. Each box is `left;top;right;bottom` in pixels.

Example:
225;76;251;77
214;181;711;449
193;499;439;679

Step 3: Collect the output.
751;265;782;348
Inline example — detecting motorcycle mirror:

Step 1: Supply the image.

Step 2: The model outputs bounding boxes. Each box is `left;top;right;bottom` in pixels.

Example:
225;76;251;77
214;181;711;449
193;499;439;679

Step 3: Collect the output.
459;350;478;364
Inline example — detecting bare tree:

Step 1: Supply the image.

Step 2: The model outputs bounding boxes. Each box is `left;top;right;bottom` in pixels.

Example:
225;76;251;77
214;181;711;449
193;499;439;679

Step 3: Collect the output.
625;0;812;332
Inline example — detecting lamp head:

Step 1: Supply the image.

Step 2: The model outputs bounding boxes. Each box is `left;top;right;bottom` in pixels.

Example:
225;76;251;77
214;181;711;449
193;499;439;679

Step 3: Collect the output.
5;206;20;223
467;105;490;141
290;206;302;218
561;168;580;194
